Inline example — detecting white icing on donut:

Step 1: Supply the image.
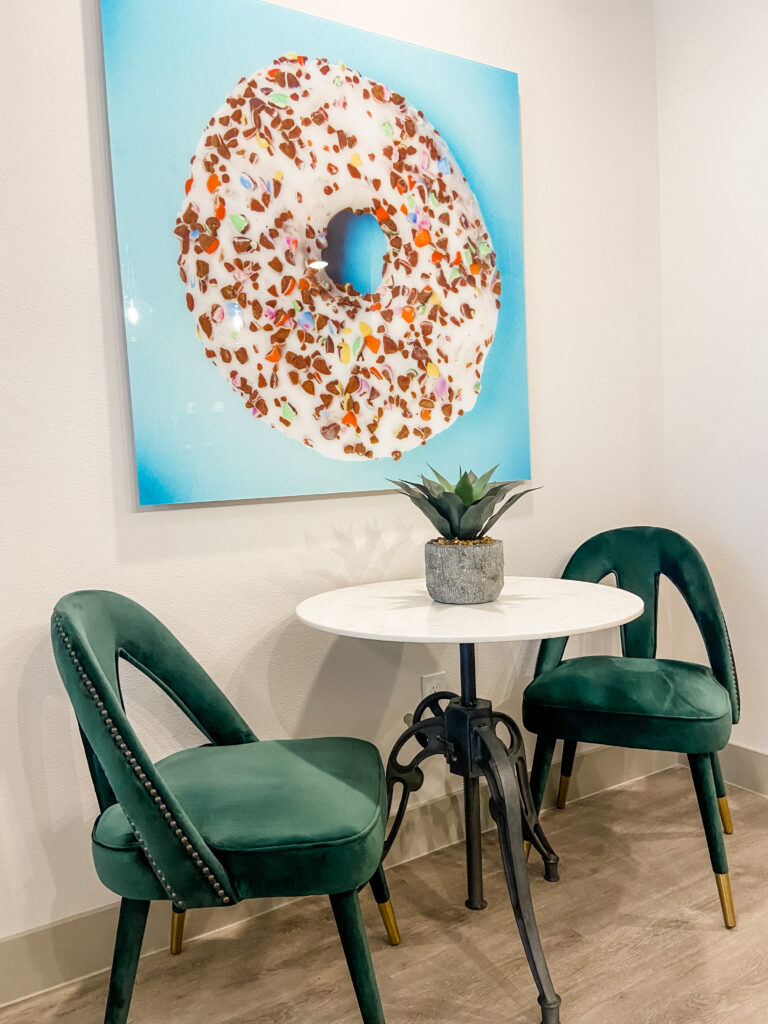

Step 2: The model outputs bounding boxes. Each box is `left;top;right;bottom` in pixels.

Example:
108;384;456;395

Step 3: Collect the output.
175;55;500;461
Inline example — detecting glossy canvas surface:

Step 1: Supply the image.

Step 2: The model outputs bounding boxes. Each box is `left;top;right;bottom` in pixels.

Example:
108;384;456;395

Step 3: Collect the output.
101;0;530;504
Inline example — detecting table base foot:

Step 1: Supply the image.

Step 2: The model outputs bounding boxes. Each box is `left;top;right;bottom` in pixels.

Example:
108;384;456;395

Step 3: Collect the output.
383;654;562;1023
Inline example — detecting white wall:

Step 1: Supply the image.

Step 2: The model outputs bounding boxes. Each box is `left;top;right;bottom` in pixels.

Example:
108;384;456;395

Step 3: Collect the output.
0;0;662;940
655;0;768;751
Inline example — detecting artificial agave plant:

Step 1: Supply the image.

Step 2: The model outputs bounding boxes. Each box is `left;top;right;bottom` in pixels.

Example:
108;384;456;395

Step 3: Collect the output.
391;467;539;542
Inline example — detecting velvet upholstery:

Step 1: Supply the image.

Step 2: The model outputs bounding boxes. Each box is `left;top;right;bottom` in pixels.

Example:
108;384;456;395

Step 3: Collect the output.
92;738;387;900
523;528;739;755
524;655;732;753
530;526;739;724
522;528;739;923
51;590;390;1023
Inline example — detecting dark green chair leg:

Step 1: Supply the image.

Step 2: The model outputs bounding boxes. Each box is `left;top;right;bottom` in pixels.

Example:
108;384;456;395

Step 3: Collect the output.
368;863;400;946
687;754;736;928
105;898;150;1024
525;735;556;860
710;752;734;834
330;890;386;1024
557;740;578;809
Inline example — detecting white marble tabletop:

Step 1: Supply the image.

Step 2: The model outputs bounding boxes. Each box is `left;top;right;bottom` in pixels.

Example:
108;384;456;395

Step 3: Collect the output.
296;576;643;645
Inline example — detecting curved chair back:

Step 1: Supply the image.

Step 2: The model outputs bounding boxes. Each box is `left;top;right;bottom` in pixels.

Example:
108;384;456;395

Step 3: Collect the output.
51;590;258;908
535;527;739;723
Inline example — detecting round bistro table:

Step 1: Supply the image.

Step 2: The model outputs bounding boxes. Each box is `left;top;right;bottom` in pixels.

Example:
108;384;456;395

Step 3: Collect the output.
297;576;643;1024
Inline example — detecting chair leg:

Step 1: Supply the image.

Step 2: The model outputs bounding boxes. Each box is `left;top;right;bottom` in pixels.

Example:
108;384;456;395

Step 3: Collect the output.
525;735;556;860
557;741;578;809
330;890;386;1024
687;754;736;928
710;752;734;834
169;905;186;955
368;863;401;946
104;898;150;1024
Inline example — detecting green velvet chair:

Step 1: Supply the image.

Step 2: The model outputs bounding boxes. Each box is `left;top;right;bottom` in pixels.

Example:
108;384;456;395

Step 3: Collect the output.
522;527;739;928
51;590;399;1024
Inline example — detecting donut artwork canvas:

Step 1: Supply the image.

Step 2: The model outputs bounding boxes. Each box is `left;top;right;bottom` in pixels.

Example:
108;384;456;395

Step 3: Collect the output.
101;0;530;504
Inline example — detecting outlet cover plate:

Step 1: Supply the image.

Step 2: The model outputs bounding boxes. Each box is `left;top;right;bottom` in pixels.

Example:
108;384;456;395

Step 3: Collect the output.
421;671;446;700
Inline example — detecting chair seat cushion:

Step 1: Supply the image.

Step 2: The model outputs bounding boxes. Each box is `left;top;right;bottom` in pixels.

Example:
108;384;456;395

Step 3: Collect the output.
522;656;732;753
92;737;386;902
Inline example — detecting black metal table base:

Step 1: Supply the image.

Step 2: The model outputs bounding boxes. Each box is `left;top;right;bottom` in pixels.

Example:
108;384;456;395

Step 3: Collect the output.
384;643;562;1024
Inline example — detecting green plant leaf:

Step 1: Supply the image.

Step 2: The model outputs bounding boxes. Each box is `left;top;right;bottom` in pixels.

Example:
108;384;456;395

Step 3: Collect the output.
428;490;466;537
420;475;445;499
454;471;476;506
389;479;453;538
408;494;454;538
471;465;499;501
479;486;541;537
427;465;455;492
456;488;513;539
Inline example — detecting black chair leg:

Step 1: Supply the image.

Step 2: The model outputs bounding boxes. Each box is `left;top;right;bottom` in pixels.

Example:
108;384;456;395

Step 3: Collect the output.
710;752;734;834
687;754;736;928
105;898;150;1024
557;741;578;809
368;862;401;945
330;890;386;1024
525;736;556;860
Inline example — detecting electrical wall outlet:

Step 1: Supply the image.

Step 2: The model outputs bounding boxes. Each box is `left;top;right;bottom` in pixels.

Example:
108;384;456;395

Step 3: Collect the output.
420;671;445;700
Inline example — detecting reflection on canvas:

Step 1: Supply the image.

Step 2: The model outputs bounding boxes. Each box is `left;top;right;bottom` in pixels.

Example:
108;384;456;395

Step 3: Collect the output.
102;1;529;503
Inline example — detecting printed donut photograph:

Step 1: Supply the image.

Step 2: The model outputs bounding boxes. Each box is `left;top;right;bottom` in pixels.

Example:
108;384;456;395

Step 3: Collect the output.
103;0;528;502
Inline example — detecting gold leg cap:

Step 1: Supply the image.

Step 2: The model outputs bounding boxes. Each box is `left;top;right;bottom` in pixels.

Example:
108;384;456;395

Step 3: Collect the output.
524;840;531;861
556;774;571;810
718;796;734;835
170;908;186;955
715;873;736;929
377;900;401;946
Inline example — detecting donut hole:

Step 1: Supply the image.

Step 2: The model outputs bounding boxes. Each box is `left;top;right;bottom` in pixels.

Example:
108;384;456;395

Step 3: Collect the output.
322;209;388;297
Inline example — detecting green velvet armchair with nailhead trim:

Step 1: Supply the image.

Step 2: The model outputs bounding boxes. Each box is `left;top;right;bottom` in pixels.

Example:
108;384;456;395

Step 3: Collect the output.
51;590;398;1024
521;527;740;928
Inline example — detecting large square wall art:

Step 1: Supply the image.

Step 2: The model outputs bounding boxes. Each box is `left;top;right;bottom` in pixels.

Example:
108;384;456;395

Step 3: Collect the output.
101;0;530;504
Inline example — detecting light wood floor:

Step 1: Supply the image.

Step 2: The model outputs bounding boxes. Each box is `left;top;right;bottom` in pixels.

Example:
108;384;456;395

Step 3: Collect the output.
4;766;768;1024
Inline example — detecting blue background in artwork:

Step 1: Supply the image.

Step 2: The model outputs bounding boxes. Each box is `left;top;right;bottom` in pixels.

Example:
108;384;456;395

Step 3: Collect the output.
100;0;529;504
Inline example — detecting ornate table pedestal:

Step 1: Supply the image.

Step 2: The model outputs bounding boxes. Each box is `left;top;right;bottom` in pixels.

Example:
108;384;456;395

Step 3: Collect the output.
297;576;644;1024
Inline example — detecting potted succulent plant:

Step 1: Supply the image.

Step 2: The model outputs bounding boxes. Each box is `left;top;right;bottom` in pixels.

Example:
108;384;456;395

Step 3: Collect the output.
391;467;538;605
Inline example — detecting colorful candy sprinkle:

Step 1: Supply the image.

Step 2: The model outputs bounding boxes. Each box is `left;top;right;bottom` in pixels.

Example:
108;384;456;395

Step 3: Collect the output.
426;362;440;378
281;401;296;421
229;213;248;232
270;92;289;107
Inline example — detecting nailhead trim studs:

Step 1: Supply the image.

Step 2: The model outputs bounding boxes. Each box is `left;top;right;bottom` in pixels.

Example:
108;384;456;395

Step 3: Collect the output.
53;614;233;908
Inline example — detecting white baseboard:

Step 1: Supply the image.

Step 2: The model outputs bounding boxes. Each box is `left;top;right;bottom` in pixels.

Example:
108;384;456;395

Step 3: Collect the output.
0;742;675;1009
715;741;768;797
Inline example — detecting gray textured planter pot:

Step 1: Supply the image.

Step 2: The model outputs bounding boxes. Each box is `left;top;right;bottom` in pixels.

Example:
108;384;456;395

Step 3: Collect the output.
424;539;504;605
